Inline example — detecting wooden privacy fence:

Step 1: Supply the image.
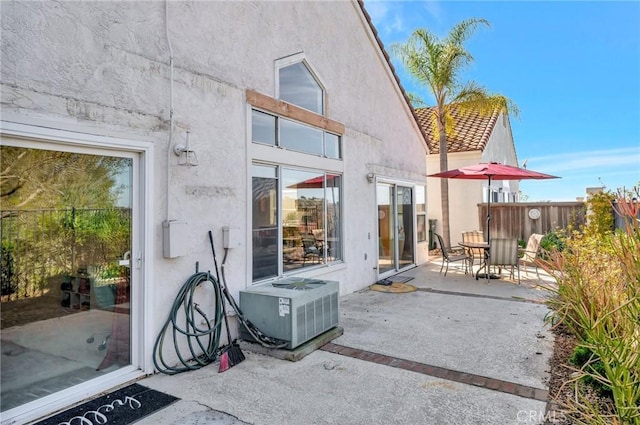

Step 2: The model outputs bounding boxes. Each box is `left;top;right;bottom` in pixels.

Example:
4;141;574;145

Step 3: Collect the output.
478;202;586;242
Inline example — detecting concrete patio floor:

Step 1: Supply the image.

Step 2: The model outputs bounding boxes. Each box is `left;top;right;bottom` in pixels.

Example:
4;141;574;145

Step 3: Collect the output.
136;259;557;425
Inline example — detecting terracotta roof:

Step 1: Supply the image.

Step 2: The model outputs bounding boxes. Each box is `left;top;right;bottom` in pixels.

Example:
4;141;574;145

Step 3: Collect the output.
414;105;500;155
356;1;430;151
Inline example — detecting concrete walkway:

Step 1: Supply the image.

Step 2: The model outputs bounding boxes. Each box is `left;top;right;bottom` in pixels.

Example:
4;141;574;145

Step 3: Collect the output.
138;260;556;425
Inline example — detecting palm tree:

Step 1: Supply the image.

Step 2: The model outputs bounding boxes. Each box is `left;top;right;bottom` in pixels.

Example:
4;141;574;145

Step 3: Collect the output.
392;19;518;247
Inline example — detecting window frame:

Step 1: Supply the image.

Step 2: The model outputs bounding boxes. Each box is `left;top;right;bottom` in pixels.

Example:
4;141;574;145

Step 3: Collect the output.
0;121;152;424
251;162;343;283
415;185;427;243
248;56;345;284
275;54;326;115
251;107;341;159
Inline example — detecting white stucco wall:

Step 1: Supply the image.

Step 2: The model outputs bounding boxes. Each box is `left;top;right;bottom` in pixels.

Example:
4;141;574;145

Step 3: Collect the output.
1;0;428;354
426;112;518;246
427;151;483;247
481;113;520;200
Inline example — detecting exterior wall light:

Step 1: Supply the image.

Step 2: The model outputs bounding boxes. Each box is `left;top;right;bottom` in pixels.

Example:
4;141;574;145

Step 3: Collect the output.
173;130;199;166
366;172;375;184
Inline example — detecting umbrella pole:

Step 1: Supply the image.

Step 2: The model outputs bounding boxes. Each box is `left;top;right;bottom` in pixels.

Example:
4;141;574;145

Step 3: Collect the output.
486;176;491;243
485;176;492;283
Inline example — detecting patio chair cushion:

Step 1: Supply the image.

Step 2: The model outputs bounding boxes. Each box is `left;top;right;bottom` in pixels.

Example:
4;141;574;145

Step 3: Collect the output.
434;233;467;276
490;238;520;282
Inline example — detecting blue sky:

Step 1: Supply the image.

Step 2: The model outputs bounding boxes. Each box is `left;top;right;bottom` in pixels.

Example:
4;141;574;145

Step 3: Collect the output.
363;0;640;202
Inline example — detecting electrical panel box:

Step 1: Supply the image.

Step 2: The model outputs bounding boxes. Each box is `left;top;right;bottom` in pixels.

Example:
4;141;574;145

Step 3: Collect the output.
222;226;241;249
163;220;187;258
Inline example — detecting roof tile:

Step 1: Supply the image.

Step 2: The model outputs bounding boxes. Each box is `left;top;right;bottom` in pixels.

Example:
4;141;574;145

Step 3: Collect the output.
415;106;500;155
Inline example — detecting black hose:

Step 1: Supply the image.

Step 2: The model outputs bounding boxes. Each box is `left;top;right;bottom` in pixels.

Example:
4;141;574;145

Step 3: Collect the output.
208;231;287;349
219;247;288;349
153;269;224;375
153;232;289;375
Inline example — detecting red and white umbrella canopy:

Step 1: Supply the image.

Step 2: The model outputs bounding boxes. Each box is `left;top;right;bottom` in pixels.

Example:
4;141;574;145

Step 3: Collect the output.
428;162;559;274
428;162;559;181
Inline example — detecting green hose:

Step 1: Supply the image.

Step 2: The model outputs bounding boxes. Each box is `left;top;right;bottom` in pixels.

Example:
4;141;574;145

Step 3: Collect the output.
153;270;224;375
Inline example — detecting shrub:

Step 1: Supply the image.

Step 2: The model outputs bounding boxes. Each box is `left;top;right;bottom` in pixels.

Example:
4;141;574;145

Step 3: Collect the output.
583;191;616;237
543;186;640;424
1;241;16;296
569;344;612;398
540;228;567;257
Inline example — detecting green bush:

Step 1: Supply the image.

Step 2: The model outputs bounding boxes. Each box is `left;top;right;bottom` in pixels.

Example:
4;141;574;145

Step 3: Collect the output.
543;186;640;424
1;241;16;296
539;228;567;260
569;344;612;398
583;191;616;237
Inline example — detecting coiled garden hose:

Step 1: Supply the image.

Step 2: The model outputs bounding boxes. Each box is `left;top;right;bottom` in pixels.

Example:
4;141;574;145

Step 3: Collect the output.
153;232;290;375
153;268;224;375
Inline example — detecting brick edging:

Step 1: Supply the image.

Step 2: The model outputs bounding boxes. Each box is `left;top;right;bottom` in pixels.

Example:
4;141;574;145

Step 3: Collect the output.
320;342;548;402
417;287;547;305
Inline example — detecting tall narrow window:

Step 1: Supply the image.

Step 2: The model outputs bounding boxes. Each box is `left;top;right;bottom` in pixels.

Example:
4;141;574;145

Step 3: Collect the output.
252;165;278;281
416;185;427;242
325;174;342;260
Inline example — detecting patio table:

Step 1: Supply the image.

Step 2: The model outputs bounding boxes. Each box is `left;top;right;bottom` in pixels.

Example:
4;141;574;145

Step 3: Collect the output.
458;241;500;281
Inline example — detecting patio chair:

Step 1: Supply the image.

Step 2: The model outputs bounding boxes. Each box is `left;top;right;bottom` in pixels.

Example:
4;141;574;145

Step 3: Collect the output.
490;238;520;283
461;230;485;272
519;233;544;278
301;233;322;265
434;232;468;276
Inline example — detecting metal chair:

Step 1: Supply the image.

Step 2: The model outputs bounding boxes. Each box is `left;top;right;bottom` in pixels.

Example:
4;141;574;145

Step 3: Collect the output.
519;233;544;278
490;238;520;283
301;233;322;265
461;230;484;272
434;233;468;276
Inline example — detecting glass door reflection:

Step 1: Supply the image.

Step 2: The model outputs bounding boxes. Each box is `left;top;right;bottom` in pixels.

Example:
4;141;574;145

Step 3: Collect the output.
397;186;414;269
0;145;133;412
377;183;415;276
377;183;396;274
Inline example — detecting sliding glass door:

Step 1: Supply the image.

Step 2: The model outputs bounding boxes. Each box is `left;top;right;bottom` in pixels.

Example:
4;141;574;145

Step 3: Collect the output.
1;143;135;413
377;182;415;276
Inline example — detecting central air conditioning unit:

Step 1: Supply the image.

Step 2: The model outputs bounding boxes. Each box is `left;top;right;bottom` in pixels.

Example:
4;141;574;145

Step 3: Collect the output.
239;277;339;349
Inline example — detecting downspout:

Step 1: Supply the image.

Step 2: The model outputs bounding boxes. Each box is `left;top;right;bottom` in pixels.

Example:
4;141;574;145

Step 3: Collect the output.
165;0;174;222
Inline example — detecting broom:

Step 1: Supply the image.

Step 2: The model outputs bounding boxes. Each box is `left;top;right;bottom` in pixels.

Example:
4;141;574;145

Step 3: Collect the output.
208;230;245;373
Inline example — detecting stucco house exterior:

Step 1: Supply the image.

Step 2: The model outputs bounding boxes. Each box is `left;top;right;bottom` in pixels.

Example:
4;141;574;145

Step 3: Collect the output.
0;1;430;423
415;106;519;246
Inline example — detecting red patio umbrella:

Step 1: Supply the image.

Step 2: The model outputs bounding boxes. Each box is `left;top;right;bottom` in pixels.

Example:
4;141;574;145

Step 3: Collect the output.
287;174;340;189
428;162;559;279
428;162;558;182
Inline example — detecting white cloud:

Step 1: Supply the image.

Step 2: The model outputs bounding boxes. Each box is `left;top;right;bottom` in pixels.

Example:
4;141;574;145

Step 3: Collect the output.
518;147;639;200
525;147;640;175
364;1;390;27
421;0;443;23
390;10;404;33
363;1;405;37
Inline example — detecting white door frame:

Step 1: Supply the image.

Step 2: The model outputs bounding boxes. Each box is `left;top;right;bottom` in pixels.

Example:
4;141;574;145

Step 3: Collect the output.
0;120;154;425
376;178;417;280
